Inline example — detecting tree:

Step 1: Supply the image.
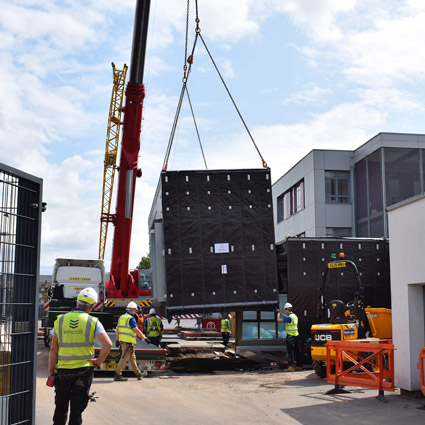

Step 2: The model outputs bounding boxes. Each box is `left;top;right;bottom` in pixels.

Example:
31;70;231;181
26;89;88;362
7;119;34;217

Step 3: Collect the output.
137;253;150;270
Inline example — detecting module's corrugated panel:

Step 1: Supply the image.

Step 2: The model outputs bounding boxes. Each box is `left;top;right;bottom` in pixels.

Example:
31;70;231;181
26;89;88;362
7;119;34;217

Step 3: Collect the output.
161;169;279;314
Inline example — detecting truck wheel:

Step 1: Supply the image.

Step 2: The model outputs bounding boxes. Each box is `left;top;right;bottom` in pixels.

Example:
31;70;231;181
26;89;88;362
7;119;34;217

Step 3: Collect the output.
312;360;326;378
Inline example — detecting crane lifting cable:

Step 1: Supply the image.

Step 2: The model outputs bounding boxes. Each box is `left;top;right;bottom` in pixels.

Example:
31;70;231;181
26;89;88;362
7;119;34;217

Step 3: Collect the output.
162;0;268;171
99;63;128;260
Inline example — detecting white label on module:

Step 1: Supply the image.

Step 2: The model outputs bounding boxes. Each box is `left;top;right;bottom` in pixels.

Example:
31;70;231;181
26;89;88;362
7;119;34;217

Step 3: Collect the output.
215;243;229;253
221;265;228;274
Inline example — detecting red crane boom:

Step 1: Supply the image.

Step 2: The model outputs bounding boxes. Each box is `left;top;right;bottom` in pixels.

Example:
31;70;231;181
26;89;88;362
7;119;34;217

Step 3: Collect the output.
106;0;151;299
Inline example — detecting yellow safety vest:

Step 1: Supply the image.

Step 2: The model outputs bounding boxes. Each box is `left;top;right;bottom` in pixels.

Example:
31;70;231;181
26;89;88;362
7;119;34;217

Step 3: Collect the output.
286;313;299;336
54;311;97;369
118;313;137;344
221;319;230;333
147;316;162;337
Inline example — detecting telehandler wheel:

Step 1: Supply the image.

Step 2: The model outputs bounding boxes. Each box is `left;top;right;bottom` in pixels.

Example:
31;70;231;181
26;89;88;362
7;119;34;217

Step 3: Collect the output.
312;360;326;378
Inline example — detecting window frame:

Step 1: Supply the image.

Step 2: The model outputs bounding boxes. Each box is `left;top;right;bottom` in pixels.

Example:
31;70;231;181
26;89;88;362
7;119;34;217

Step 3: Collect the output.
325;170;350;204
281;179;304;220
241;310;279;340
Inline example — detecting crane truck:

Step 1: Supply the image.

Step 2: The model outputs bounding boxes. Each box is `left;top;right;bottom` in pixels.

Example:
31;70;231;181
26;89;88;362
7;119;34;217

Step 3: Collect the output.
43;0;166;373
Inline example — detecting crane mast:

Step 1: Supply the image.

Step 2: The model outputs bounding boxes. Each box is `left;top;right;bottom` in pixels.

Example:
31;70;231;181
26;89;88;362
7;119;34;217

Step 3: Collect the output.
106;0;151;298
99;63;128;261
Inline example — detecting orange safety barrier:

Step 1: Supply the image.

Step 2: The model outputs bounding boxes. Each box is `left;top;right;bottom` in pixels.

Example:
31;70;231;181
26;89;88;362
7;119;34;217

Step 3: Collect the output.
417;347;425;397
326;339;395;401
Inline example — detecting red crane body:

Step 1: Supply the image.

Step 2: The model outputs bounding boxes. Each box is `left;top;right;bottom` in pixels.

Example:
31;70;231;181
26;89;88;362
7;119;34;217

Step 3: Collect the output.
106;0;151;299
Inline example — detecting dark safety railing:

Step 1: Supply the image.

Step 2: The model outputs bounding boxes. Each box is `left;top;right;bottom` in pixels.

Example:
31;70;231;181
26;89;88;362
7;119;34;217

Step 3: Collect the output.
0;163;43;424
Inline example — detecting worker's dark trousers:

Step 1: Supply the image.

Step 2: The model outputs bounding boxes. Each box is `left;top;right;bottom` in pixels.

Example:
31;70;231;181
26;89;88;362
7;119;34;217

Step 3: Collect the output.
149;336;161;346
222;332;230;347
286;335;302;366
53;367;93;425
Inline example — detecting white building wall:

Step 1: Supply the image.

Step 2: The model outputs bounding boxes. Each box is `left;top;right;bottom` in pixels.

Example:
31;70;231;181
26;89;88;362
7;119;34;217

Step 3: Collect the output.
387;195;425;392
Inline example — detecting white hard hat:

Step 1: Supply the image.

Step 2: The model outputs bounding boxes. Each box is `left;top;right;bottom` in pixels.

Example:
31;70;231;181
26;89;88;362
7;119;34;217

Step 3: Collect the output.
126;301;138;310
149;308;156;315
284;302;293;309
77;287;98;305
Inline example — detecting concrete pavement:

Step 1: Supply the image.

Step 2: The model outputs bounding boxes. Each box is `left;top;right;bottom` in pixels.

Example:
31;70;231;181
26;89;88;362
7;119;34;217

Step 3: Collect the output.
36;339;425;425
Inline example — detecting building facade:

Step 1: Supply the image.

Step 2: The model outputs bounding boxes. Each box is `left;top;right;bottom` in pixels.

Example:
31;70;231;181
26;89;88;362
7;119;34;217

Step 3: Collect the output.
272;132;425;242
387;194;425;394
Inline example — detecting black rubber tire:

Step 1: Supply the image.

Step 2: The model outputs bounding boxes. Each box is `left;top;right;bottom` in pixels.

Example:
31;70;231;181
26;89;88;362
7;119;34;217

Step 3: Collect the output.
312;360;326;378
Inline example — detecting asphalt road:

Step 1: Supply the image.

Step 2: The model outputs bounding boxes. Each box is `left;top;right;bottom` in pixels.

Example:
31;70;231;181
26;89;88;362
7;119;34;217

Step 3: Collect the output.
36;340;425;425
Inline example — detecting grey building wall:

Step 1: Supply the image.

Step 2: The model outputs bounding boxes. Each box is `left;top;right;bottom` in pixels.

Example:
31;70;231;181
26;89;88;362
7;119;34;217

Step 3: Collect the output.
273;132;425;242
273;150;352;243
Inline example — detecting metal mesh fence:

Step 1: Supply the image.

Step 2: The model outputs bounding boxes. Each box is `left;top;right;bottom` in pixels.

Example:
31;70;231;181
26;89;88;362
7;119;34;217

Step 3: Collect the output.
0;164;42;425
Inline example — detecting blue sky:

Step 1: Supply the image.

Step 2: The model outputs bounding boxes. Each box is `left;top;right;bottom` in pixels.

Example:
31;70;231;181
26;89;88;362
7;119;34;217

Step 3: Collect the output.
1;0;425;274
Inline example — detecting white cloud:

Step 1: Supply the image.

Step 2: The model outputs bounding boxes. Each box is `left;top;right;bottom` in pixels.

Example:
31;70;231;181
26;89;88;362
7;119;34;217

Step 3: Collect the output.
354;87;423;111
274;0;357;42
2;0;425;275
341;11;425;87
191;101;386;183
282;82;332;105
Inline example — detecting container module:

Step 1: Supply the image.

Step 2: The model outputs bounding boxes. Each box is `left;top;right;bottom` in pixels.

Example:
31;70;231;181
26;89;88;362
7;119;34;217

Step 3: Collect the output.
277;237;391;348
149;168;279;315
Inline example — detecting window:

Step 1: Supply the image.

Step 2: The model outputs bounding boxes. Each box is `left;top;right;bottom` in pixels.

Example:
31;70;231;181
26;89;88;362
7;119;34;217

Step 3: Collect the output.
277;194;284;222
384;148;420;207
325;171;350;203
281;179;304;220
241;310;280;340
326;227;352;237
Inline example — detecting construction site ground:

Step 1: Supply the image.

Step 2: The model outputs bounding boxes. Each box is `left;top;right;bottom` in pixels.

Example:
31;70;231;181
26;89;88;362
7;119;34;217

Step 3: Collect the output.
36;335;425;425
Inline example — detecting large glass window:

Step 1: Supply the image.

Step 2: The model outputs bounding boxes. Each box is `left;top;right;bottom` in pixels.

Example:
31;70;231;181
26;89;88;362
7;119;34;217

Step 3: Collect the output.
325;171;350;203
356;221;368;237
422;149;425;191
241;310;280;340
385;148;420;206
370;216;383;237
326;227;352;237
355;159;367;220
368;150;383;215
259;322;276;339
277;194;284;222
283;179;304;219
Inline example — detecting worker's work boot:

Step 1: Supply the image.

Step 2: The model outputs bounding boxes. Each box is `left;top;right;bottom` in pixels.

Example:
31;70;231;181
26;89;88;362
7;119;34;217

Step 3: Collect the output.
285;365;295;372
114;374;128;381
295;366;303;371
136;374;143;380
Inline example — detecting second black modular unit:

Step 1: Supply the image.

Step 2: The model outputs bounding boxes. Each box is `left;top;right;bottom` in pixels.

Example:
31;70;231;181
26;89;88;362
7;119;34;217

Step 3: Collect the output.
277;237;391;345
161;169;279;314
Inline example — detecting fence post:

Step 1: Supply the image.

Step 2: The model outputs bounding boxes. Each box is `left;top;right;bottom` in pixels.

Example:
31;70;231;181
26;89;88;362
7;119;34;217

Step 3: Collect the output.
325;341;349;395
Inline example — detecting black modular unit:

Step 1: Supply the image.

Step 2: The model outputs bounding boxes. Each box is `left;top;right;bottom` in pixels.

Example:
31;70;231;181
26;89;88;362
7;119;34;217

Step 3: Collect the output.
161;169;279;314
280;237;391;345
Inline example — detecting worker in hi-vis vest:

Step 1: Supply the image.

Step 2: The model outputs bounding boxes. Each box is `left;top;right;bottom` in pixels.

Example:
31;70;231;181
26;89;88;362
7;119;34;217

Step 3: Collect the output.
114;301;150;381
278;302;303;372
144;308;163;347
220;314;231;347
48;287;112;425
